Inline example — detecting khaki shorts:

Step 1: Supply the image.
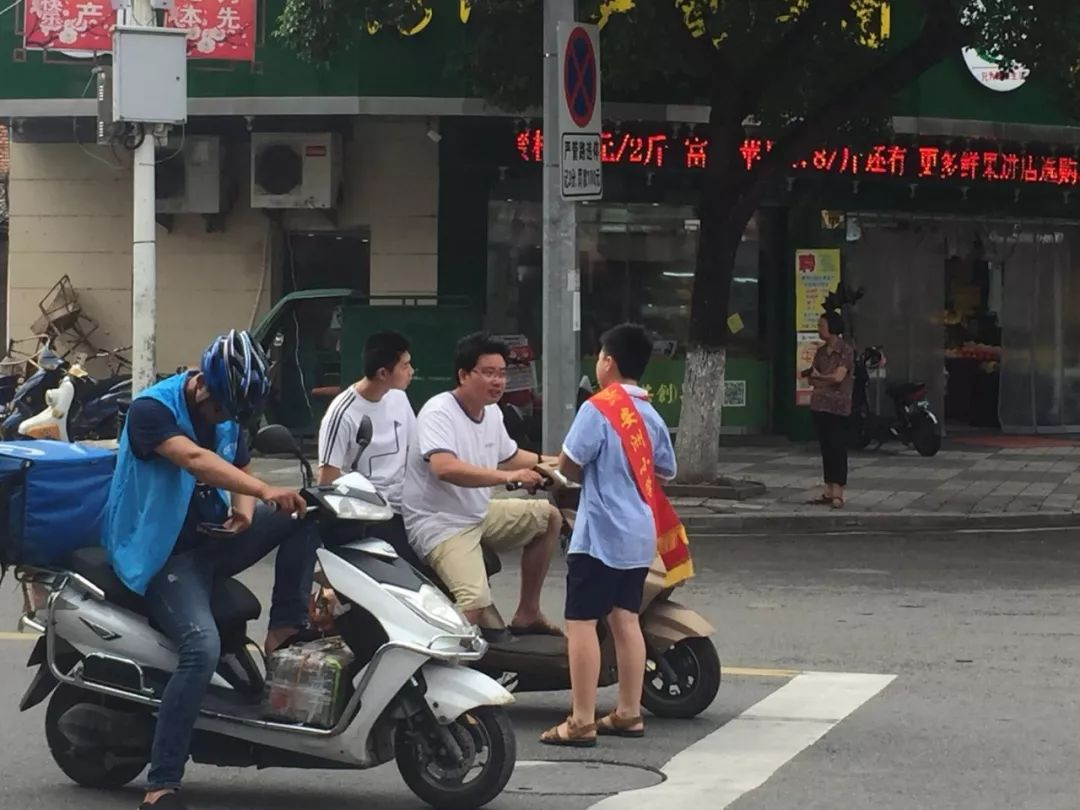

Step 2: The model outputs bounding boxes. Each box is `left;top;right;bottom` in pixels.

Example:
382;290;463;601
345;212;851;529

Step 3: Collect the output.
426;499;552;611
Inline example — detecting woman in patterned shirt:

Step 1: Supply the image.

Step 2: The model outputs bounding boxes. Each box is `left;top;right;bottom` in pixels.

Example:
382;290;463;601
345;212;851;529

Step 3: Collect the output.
804;311;855;509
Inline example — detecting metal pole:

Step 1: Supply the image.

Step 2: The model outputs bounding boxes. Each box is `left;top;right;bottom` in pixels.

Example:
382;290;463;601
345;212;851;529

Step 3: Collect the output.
129;0;157;393
541;0;579;454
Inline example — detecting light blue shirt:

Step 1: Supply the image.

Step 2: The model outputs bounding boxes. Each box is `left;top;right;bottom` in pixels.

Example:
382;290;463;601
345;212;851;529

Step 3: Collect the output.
562;385;677;570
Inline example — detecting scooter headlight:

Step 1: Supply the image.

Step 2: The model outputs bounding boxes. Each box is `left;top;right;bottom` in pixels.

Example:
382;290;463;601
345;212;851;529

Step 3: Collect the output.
384;583;470;634
322;493;394;522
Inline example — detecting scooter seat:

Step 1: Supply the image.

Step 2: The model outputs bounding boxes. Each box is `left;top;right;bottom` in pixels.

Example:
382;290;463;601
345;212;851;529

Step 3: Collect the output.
66;547;262;630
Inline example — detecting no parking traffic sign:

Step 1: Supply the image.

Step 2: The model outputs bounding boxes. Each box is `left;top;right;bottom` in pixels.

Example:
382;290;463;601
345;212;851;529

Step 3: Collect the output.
557;21;602;201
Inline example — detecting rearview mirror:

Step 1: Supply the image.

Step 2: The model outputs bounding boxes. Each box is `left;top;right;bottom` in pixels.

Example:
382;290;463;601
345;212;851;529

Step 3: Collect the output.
254;424;301;457
356;415;373;450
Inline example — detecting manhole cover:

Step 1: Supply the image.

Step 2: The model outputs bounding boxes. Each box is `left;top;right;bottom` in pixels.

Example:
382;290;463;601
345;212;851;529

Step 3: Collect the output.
506;760;664;796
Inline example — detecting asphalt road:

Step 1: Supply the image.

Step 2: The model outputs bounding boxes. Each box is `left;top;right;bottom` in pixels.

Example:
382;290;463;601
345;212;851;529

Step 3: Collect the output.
2;488;1079;809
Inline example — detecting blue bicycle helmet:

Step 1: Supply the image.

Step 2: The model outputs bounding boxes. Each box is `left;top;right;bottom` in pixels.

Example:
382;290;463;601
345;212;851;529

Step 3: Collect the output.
200;329;271;421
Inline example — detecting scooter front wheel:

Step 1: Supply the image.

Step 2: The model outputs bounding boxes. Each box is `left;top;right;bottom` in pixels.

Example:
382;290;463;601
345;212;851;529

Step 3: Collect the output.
395;704;517;810
642;636;722;719
45;685;150;789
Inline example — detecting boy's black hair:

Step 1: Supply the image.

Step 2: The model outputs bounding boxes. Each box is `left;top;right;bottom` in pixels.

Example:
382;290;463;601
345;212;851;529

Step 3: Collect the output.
822;310;846;337
363;331;411;379
454;332;510;381
600;323;653;381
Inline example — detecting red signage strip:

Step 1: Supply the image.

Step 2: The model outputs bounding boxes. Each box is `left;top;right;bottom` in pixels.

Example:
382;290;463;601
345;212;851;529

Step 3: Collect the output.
514;128;1080;188
24;0;116;52
165;0;257;61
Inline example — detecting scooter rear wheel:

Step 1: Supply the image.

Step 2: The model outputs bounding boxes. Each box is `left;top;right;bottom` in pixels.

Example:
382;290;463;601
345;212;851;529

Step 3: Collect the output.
642;637;722;719
395;704;516;810
45;685;149;789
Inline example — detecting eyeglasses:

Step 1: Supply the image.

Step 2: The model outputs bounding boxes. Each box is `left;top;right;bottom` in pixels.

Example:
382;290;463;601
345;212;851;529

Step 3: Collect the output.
473;367;508;380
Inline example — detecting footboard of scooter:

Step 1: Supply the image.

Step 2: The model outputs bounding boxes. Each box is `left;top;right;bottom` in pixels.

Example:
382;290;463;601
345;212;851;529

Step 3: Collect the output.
419;661;514;723
640;599;716;652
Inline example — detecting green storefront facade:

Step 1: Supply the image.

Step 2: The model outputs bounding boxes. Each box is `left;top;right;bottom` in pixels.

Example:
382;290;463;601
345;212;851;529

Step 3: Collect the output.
4;2;1080;436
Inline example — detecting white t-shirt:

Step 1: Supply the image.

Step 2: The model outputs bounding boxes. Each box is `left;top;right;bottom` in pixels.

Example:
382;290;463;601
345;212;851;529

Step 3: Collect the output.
318;387;416;513
402;391;519;558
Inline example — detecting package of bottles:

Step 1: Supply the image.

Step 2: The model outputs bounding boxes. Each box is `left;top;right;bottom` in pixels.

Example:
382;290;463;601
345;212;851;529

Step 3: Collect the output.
262;637;355;729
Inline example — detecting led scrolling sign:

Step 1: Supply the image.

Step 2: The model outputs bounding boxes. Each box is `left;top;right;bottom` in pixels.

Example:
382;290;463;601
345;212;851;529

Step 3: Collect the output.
515;128;1080;188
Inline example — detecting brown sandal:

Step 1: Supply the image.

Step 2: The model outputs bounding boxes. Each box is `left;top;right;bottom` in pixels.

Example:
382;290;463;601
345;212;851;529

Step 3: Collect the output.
540;716;597;747
831;498;844;509
597;711;645;738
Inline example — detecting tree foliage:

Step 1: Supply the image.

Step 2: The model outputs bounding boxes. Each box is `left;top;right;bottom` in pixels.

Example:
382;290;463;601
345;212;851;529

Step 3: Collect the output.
276;0;1080;479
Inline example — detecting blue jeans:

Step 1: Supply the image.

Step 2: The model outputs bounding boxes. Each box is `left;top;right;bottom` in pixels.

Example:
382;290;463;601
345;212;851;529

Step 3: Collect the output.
143;505;318;790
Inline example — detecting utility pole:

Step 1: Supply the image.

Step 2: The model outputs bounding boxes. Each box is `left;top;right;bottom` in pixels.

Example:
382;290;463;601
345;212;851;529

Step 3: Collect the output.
128;0;158;394
541;0;580;453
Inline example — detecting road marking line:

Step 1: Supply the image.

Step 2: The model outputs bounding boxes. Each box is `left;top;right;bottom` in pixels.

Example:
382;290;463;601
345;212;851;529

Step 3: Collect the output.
724;666;798;678
590;670;896;810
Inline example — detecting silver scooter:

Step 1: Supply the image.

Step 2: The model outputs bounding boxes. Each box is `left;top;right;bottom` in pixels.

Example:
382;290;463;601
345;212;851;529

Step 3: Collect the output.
14;419;516;810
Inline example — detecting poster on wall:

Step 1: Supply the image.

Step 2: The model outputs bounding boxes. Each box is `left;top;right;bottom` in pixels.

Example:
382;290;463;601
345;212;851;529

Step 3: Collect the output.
795;332;825;407
23;0;116;53
795;248;841;332
794;248;840;406
165;0;258;60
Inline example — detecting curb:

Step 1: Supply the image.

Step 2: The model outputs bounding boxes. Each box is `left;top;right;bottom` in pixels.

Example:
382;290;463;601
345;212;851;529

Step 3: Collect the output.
682;510;1080;536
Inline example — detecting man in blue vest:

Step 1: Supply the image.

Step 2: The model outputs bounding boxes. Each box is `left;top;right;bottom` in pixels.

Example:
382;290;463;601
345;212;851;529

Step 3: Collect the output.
104;330;318;810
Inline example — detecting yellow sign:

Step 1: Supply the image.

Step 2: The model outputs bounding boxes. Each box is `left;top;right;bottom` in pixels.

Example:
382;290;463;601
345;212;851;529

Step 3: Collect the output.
794;248;841;333
795;332;824;407
727;312;745;334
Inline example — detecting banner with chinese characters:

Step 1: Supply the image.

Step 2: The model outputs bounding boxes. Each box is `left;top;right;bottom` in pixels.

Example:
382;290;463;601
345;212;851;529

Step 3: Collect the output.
24;0;115;52
794;249;841;407
796;333;825;407
795;249;841;332
166;0;257;60
514;128;1080;189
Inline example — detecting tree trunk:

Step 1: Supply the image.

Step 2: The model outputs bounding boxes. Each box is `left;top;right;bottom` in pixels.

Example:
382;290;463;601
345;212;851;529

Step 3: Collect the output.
674;158;748;483
674;345;727;483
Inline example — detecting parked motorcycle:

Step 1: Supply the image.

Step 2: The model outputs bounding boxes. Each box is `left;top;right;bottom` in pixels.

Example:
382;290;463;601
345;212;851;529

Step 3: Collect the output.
849;346;942;457
0;343;69;439
18;364;132;442
14;418;517;810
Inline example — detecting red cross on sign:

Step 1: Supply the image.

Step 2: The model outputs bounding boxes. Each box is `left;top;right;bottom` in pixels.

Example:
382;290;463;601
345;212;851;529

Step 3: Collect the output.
563;26;597;129
557;21;602;201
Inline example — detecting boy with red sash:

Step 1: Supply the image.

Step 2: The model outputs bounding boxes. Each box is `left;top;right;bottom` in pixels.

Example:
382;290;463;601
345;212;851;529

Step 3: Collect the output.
541;324;690;748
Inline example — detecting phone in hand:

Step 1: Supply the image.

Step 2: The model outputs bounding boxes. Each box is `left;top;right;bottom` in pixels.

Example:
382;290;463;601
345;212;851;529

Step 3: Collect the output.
198;522;237;538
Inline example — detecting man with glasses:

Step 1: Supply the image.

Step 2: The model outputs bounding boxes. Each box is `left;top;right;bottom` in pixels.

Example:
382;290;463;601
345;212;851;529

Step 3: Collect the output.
402;332;564;635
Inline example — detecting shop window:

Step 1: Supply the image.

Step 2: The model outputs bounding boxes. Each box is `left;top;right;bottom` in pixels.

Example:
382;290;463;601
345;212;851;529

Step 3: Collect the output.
486;201;760;359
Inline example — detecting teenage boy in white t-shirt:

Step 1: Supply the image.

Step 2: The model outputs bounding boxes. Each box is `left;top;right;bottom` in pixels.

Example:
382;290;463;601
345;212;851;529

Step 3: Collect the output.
402;332;563;634
318;331;417;562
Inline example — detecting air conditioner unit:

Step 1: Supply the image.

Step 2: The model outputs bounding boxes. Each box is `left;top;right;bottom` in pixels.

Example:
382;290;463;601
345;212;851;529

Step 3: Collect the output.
155;136;222;214
250;132;343;209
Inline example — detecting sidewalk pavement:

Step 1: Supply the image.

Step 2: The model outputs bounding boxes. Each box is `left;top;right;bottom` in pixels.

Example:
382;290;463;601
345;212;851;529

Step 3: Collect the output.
673;436;1080;535
251;435;1080;536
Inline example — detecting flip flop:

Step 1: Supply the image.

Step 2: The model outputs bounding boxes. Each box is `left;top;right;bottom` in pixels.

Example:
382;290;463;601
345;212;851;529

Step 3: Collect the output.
597;711;645;738
508;618;565;637
540;716;597;748
804;495;833;505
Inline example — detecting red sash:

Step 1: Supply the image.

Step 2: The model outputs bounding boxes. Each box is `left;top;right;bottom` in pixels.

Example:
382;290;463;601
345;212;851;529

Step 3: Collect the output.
589;384;694;587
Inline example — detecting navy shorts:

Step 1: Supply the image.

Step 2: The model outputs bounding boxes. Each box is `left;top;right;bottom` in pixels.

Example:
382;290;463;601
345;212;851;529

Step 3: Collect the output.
565;554;649;621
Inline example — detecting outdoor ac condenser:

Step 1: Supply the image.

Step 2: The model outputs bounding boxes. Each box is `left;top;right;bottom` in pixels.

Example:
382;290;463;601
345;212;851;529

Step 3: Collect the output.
155;135;223;215
250;132;343;209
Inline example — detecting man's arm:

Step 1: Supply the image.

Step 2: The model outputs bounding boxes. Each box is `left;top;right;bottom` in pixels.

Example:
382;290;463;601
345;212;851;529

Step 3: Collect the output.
428;451;540;489
317;464;342;485
500;448;558;471
557;451;583;484
155;435;306;514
